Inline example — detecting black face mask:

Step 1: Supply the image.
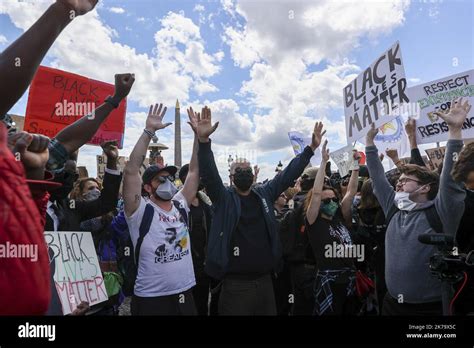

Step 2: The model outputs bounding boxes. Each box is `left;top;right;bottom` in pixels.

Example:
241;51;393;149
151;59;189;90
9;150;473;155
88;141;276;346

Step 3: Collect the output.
50;170;79;201
233;168;254;191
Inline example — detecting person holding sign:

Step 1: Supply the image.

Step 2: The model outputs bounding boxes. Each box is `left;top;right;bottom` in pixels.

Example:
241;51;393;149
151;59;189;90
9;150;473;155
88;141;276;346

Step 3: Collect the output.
123;103;200;315
365;98;470;315
305;141;361;315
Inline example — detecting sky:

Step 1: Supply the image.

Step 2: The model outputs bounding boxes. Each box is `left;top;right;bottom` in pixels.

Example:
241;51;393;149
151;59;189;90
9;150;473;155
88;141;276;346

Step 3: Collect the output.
1;0;473;182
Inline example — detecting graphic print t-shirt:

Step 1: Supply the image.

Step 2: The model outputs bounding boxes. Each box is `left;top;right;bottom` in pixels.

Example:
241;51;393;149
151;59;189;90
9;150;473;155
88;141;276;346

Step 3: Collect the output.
126;192;195;297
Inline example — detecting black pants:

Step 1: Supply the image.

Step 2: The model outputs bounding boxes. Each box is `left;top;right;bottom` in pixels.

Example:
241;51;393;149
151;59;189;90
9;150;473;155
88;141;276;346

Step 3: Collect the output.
131;289;197;315
290;263;316;315
218;274;276;315
193;273;211;316
381;293;442;315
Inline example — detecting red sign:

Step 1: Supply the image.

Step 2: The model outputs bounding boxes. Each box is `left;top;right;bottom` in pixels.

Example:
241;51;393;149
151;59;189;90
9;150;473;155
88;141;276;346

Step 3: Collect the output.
24;66;126;148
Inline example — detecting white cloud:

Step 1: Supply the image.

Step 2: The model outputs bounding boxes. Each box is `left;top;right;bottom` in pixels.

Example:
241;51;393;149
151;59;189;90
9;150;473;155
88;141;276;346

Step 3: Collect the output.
408;77;421;84
221;0;410;154
0;35;8;44
0;3;221;108
137;17;146;22
193;4;205;12
108;7;125;14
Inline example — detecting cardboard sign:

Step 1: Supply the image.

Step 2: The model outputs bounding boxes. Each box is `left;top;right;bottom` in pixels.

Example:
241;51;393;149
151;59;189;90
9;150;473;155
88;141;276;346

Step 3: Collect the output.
44;231;108;315
408;69;474;144
425;146;446;170
344;41;408;143
330;144;354;177
24;66;127;148
96;155;148;181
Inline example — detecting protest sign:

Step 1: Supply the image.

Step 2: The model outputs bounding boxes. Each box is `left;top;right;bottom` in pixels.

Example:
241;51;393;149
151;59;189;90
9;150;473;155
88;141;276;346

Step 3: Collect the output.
344;41;408;144
44;231;108;315
425;146;446;170
407;69;474;144
24;66;127;148
330;144;354;177
288;131;321;165
97;155;148;181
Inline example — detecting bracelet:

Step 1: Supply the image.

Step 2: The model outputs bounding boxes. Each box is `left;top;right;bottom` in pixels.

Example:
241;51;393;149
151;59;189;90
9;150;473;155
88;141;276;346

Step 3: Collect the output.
143;129;156;139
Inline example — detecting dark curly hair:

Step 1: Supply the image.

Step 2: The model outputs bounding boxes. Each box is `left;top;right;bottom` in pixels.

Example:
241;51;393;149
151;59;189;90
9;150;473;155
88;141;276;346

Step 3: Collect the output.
451;142;474;183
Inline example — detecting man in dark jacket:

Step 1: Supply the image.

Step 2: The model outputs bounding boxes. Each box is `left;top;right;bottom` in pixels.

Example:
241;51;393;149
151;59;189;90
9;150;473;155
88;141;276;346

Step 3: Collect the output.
196;107;325;315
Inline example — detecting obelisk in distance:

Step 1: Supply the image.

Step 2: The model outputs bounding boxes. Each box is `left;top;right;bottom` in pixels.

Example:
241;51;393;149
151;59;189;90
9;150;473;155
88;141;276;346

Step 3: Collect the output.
174;99;182;168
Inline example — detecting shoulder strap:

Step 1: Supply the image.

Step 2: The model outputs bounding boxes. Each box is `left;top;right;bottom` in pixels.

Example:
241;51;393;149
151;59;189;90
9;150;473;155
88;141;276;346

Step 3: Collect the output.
173;199;189;227
135;204;154;265
385;202;443;234
424;205;443;234
385;203;399;226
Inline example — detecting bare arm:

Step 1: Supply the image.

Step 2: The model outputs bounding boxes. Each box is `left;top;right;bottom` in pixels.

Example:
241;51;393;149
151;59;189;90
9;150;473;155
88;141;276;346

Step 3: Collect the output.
179;107;200;205
306;140;329;226
341;151;360;227
0;0;98;116
123;103;171;217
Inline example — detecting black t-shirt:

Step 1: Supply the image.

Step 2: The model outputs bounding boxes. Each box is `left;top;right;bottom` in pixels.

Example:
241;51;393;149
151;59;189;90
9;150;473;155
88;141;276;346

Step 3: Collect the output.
189;203;206;272
457;189;474;254
306;215;355;271
227;191;274;275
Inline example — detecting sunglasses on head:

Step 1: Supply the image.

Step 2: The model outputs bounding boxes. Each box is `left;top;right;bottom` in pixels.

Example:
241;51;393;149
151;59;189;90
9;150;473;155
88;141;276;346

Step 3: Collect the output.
322;197;339;205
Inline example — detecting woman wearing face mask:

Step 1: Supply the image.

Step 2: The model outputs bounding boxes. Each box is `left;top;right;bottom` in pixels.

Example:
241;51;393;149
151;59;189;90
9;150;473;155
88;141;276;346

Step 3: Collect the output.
305;140;361;315
69;177;123;315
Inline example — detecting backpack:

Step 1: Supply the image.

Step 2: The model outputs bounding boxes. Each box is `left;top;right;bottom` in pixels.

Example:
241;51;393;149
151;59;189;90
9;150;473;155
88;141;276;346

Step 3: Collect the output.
385;203;443;234
279;201;315;264
118;200;189;296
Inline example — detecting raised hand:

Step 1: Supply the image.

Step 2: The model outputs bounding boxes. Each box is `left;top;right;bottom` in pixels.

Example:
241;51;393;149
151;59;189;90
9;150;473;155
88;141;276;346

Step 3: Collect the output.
385;148;399;161
366;123;379;146
113;73;135;101
405;118;416;138
56;0;98;16
145;103;171;132
8;132;50;179
197;106;219;142
433;98;471;131
186;107;199;134
311;121;326;151
321;140;329;163
101;140;119;160
254;165;260;178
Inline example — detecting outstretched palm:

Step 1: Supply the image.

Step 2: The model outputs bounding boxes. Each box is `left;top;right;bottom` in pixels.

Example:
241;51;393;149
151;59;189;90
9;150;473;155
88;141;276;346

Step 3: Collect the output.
57;0;98;16
197;106;219;140
146;103;171;132
434;98;472;130
186;107;199;134
311;121;326;150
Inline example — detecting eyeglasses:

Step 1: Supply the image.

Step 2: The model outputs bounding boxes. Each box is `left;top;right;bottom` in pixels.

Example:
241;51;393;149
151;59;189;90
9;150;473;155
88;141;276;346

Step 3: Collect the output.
397;177;423;186
322;197;339;204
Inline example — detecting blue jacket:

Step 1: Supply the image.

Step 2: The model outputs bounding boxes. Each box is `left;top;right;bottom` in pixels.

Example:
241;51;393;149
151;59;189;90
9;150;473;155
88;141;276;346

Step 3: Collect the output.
198;140;314;279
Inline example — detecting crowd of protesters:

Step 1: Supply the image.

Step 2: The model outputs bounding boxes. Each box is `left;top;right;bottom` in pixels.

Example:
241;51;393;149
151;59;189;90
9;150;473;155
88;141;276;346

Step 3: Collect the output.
1;0;474;317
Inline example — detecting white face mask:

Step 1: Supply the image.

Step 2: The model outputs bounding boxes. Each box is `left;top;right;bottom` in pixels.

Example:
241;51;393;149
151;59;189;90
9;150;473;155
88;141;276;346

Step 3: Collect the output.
394;184;428;211
394;191;417;211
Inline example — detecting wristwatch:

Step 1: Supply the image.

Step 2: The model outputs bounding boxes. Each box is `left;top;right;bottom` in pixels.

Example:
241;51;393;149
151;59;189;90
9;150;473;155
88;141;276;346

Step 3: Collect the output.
105;95;121;109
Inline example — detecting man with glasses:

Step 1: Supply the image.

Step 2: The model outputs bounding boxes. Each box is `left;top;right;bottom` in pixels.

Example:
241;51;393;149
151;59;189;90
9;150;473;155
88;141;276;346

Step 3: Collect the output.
123;103;201;315
365;98;470;315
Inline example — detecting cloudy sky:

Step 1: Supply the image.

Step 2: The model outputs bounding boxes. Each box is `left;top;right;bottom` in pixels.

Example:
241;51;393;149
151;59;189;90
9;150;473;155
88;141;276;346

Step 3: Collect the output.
1;0;472;181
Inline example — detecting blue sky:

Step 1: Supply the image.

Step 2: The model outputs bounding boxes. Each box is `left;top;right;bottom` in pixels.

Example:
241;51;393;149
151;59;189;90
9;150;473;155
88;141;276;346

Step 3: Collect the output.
0;0;472;181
